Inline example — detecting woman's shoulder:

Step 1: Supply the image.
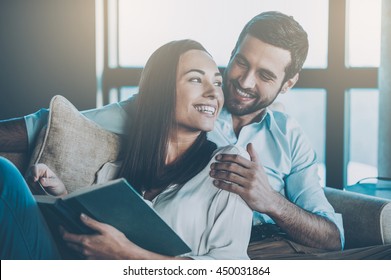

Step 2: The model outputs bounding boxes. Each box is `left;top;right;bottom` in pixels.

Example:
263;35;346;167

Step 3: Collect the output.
212;145;250;160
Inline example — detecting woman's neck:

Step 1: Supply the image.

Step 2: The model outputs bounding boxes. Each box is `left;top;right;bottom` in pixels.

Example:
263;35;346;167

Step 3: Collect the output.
166;130;201;165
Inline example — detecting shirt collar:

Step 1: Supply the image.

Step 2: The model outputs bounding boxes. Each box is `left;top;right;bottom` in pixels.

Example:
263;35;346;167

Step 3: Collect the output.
219;106;275;131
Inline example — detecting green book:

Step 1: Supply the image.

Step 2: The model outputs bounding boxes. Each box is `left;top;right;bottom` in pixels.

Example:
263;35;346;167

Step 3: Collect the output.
34;178;191;257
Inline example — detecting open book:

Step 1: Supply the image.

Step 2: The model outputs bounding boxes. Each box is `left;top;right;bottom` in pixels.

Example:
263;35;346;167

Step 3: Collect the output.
34;178;191;257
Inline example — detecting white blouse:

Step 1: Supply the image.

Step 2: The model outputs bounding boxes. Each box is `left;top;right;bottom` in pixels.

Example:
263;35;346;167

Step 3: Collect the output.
145;145;253;260
96;145;253;259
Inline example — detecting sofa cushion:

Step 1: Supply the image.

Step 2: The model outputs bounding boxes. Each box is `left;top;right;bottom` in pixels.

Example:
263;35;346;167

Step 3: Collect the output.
28;95;123;193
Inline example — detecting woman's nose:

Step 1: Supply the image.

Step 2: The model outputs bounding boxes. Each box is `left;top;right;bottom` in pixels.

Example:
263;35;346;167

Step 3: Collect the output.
204;82;221;99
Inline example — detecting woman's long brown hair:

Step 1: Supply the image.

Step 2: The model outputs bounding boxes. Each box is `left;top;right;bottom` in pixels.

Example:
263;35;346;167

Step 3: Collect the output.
119;40;217;193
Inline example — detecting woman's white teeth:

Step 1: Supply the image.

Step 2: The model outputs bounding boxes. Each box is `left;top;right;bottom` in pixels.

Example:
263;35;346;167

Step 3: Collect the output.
237;88;254;98
194;105;216;115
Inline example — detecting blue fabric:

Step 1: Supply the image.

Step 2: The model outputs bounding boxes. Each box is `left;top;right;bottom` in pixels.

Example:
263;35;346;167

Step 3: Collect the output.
24;108;49;154
0;157;60;259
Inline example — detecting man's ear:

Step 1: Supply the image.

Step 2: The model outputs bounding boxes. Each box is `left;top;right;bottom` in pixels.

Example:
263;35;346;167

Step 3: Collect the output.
280;73;299;94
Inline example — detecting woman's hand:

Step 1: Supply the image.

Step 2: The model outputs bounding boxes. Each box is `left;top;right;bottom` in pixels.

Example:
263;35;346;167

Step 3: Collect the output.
61;214;192;260
26;163;67;196
61;214;150;260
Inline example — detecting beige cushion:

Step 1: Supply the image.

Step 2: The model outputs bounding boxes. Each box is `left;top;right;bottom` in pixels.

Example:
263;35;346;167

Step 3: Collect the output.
28;95;123;193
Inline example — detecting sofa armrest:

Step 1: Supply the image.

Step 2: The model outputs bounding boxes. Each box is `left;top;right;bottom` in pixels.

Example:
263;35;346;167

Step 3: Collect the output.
324;187;391;249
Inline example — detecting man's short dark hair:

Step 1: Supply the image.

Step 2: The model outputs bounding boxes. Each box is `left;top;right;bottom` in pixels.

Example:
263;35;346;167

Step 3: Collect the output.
232;11;309;81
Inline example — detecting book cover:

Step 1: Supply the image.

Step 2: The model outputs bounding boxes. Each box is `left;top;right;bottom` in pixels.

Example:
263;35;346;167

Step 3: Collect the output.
35;178;191;257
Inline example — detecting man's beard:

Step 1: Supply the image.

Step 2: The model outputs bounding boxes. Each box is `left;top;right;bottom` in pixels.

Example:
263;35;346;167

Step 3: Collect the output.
224;97;264;116
223;80;284;116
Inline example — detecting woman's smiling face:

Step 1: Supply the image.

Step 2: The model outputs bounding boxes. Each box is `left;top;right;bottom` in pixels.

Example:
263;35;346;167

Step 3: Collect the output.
175;49;224;133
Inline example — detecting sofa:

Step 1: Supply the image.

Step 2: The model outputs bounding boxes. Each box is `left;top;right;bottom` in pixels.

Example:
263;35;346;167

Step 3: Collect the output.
1;95;390;250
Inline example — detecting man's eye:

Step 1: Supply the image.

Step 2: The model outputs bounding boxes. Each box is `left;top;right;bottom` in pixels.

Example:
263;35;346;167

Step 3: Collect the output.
235;58;247;67
259;73;272;81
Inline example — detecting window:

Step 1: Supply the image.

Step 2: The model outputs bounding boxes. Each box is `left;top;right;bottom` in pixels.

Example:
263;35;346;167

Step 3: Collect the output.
116;0;328;68
346;0;381;67
347;89;379;185
97;0;382;188
344;0;381;186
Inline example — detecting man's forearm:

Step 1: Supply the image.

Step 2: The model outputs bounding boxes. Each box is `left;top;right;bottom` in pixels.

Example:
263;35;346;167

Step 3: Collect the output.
0;117;28;152
268;193;342;251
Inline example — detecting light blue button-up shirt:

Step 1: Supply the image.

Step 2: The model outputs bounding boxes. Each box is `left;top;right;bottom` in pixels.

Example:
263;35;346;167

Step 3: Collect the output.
24;97;344;247
209;108;344;246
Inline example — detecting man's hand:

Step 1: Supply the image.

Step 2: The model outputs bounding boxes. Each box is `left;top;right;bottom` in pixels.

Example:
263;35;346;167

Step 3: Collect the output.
26;163;67;196
209;143;279;213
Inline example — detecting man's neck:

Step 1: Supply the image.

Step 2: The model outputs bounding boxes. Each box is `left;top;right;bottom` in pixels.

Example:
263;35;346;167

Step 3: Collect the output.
231;108;267;137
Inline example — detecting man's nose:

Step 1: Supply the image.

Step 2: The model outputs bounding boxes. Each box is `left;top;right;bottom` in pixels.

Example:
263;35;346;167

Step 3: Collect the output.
239;71;256;89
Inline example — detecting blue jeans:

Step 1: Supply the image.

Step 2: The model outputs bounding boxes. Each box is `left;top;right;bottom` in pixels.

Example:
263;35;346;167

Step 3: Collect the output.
0;157;60;259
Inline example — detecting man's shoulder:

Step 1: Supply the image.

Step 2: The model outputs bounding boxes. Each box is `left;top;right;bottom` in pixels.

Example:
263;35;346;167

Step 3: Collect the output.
118;95;137;115
268;109;303;136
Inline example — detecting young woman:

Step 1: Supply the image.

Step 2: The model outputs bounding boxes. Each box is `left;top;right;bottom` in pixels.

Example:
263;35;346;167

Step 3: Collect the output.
0;40;252;260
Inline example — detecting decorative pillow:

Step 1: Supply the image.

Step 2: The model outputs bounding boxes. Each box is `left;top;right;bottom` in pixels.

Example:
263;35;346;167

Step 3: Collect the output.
28;95;123;193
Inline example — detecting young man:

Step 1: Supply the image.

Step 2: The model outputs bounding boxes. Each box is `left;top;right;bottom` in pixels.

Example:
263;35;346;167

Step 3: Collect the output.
208;11;343;256
2;11;391;259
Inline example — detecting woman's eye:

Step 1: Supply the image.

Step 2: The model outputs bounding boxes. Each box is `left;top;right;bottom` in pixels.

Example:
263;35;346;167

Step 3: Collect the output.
189;77;202;83
214;80;223;87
